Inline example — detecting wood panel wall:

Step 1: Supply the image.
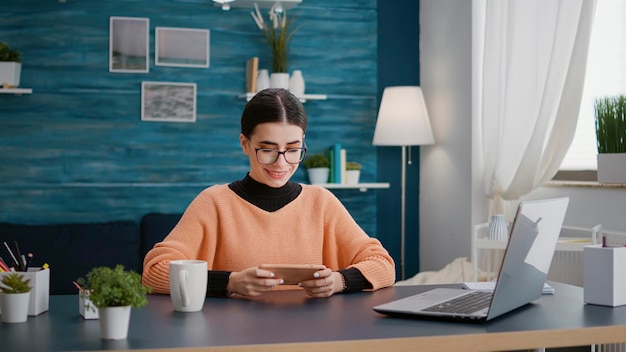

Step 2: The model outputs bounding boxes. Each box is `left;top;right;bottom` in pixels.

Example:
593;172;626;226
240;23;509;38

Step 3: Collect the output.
0;0;381;236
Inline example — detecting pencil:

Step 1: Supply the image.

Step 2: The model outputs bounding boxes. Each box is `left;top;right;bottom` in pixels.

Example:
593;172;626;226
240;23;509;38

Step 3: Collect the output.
3;241;20;269
0;257;11;272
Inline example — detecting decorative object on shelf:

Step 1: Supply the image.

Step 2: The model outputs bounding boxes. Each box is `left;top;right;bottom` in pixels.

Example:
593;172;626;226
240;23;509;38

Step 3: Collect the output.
257;69;270;92
487;214;508;241
345;162;362;185
595;95;626;183
303;153;330;184
246;57;259;93
0;273;32;323
77;265;151;340
372;86;435;280
0;42;22;88
289;70;305;96
270;72;290;89
250;3;299;75
214;0;301;11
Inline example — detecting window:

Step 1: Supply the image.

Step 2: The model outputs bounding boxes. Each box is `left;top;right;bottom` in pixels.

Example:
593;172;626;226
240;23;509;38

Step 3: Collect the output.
559;0;626;172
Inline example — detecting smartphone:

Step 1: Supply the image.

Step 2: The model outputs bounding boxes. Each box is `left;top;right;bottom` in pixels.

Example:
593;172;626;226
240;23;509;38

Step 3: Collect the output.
259;264;327;285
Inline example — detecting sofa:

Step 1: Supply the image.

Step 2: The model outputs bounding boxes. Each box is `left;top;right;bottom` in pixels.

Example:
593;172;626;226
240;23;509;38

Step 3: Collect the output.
0;213;182;295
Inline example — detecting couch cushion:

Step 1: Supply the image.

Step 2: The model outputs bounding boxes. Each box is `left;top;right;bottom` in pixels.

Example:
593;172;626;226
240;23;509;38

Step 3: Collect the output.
0;221;140;295
139;213;182;270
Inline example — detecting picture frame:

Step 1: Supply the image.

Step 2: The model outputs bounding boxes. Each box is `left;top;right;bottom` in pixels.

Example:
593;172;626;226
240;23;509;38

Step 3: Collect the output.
109;16;149;73
155;27;210;68
141;82;197;123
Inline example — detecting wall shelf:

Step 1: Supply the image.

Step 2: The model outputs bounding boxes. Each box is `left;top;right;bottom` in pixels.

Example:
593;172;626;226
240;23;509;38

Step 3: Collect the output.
0;88;32;95
239;92;327;103
315;182;390;192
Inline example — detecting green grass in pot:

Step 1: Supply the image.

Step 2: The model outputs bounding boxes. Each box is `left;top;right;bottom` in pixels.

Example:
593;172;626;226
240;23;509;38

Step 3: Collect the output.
595;95;626;154
303;153;330;169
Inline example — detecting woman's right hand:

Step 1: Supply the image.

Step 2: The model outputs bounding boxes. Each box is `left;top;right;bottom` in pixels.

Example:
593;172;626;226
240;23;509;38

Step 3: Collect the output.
227;267;284;297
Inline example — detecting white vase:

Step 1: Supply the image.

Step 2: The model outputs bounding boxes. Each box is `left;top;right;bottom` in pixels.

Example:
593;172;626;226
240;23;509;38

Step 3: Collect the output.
99;306;131;340
0;292;30;323
289;70;305;96
270;73;290;89
307;168;329;184
487;214;508;241
256;69;270;92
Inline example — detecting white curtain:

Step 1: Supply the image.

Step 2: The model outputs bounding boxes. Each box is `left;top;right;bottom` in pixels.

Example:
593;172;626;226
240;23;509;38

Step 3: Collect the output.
476;0;597;217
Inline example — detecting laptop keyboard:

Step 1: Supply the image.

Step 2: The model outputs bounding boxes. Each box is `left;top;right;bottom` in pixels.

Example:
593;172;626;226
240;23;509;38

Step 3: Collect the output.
423;291;492;314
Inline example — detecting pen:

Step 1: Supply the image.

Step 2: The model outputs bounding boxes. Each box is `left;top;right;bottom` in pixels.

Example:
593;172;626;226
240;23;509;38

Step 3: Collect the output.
13;241;23;271
3;241;20;269
24;253;33;271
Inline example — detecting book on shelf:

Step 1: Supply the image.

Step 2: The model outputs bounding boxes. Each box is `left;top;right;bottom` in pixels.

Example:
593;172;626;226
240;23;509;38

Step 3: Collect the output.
246;57;259;93
328;144;347;184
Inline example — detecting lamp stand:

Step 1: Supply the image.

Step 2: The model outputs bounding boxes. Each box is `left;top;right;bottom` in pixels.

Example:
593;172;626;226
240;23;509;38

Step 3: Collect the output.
400;145;407;280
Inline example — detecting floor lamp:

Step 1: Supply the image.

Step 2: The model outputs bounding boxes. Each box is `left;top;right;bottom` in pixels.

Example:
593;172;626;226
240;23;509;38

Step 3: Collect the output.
372;86;434;280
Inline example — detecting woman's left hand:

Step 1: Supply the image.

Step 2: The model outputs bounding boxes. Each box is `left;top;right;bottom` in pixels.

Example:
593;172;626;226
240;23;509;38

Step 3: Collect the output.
298;269;343;298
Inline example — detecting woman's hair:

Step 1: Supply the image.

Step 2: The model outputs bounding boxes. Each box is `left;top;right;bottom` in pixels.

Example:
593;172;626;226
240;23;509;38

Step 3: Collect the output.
240;88;307;139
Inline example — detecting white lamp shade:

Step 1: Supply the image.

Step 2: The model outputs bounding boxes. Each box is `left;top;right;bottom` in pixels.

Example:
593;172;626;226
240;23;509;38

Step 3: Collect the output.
372;86;435;146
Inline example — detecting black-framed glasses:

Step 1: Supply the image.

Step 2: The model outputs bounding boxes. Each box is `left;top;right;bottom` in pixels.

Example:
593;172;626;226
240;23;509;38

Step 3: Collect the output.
248;141;307;165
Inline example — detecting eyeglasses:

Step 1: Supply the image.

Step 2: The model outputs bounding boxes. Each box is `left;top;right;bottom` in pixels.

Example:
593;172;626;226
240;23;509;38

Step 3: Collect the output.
248;141;307;165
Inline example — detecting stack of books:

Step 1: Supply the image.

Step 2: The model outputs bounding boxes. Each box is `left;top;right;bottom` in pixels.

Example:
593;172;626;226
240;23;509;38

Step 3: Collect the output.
328;143;346;184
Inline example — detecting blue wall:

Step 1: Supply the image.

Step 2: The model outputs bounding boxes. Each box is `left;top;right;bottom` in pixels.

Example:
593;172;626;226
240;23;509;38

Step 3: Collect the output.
0;1;379;229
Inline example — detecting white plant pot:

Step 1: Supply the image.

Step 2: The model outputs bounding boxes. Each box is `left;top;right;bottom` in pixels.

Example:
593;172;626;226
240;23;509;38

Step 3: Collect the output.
0;62;21;87
307;168;330;184
99;306;131;340
597;153;626;184
346;170;361;184
270;73;290;89
0;292;30;323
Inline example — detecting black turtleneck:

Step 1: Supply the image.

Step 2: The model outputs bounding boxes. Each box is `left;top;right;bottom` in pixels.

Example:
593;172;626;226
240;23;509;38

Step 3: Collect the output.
228;174;302;212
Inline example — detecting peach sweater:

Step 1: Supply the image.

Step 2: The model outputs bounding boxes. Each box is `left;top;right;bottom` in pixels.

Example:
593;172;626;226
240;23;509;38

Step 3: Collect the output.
142;184;395;294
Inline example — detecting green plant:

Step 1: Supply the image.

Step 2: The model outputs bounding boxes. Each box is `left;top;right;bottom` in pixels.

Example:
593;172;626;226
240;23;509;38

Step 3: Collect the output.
303;153;330;169
346;161;362;171
595;95;626;154
0;273;31;294
250;3;300;73
0;42;22;63
77;265;151;309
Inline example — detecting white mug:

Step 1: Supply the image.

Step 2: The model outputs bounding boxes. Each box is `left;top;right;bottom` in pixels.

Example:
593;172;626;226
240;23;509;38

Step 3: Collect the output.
169;260;208;312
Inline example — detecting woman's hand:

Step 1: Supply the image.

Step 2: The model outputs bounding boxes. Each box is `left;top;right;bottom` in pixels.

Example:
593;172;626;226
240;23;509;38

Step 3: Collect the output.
298;269;343;298
227;267;284;297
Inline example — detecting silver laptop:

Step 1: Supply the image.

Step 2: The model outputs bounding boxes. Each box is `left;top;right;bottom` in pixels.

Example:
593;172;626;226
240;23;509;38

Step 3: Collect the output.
374;197;569;322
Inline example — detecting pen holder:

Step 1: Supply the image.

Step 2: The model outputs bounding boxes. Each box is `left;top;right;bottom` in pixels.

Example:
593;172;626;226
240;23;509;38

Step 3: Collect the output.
0;268;50;316
583;245;626;307
79;289;99;319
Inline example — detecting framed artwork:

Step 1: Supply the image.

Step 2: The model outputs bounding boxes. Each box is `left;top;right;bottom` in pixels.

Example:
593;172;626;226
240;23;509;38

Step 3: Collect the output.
155;27;210;68
141;82;197;123
109;16;149;73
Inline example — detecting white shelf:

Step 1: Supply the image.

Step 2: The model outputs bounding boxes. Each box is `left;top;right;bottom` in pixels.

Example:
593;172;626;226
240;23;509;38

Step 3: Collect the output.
314;182;390;192
239;92;327;103
0;88;32;95
221;0;301;10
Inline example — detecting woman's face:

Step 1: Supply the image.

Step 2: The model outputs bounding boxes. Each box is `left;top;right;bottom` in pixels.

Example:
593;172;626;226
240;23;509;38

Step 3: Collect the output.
240;122;305;188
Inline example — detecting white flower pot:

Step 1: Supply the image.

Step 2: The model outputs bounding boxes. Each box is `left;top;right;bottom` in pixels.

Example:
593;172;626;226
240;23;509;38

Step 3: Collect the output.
346;170;361;184
270;73;290;89
597;153;626;184
0;292;30;323
307;168;329;184
99;306;131;340
256;69;270;92
0;62;21;87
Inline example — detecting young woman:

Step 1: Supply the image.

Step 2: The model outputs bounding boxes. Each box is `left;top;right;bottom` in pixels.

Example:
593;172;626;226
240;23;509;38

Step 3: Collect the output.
142;88;395;298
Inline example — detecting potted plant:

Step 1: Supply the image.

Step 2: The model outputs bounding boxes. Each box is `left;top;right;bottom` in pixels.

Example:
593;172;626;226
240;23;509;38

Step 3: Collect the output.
77;265;152;340
0;42;22;88
250;3;300;89
595;95;626;183
0;273;32;323
345;161;362;184
303;153;330;184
